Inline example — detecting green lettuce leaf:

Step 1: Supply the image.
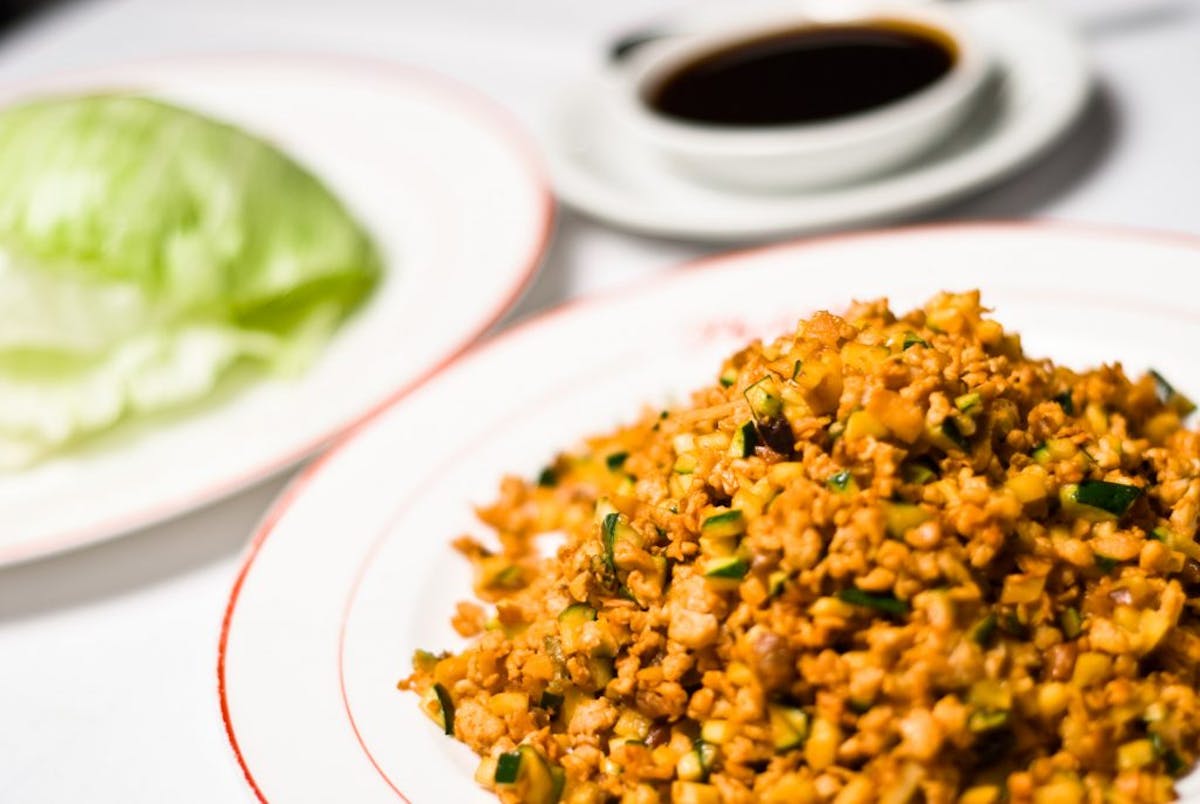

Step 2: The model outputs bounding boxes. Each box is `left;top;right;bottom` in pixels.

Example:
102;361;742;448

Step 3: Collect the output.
0;95;380;467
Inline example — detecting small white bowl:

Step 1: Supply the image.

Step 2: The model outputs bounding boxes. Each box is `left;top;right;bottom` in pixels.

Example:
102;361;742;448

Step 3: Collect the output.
618;3;991;192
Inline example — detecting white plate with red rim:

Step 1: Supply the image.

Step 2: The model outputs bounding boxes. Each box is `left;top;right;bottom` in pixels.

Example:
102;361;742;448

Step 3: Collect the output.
0;53;553;565
220;223;1200;803
545;0;1091;242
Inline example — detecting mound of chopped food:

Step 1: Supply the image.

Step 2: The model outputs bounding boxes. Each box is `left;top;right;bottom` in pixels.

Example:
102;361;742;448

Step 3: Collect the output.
402;291;1200;804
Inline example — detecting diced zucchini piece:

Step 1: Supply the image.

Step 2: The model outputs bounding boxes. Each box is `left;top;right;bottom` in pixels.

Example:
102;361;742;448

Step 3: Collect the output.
421;682;456;735
902;332;928;350
719;366;738;388
600;508;643;573
613;707;652;740
1031;443;1051;464
969;680;1012;711
769;704;809;751
677;740;717;782
1059;607;1083;639
969;613;997;646
941;418;969;451
900;459;937;485
549;766;566;803
701;509;745;540
537;466;558;487
790;359;803;380
1151;733;1187;776
494;750;522;784
558;604;596;653
673;453;698;475
968;709;1009;733
882;501;930;538
1061;480;1142;517
703;556;749;581
955;392;982;414
605;451;628;470
837;588;908;616
538;691;564;712
588;656;614;690
495;745;561;804
768;570;789;598
1054;391;1075;415
1151;369;1197;416
826;470;858;494
744;377;783;419
1153;525;1200;560
558;603;597;627
745;377;795;457
728;420;758;458
695;740;717;776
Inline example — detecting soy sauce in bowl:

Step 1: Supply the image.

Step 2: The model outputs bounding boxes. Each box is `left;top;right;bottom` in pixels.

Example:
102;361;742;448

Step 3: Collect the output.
648;22;956;128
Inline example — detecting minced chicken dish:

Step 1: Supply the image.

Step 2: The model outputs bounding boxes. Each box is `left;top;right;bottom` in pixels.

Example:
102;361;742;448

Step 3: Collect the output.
402;291;1200;803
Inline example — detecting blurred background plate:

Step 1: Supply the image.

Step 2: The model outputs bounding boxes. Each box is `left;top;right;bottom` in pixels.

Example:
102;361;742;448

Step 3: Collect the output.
220;223;1200;803
0;53;553;565
546;0;1090;241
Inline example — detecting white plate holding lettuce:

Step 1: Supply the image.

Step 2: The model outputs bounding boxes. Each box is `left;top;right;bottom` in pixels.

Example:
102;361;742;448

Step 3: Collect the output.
0;54;552;564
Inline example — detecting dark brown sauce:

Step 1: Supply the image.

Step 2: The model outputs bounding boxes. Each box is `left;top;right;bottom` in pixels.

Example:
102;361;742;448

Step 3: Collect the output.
649;22;956;127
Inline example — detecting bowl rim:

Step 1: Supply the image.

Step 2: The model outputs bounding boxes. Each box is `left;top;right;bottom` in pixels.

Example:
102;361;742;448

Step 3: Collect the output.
619;2;991;156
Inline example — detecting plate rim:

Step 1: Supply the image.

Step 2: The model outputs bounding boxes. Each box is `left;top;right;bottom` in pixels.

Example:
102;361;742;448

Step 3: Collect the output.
218;220;1200;802
0;51;556;566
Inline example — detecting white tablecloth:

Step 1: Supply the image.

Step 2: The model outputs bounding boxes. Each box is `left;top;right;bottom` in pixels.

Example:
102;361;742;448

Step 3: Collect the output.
0;0;1196;800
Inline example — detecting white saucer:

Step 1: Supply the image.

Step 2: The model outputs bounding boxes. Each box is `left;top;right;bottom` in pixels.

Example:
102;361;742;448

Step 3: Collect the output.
544;1;1091;242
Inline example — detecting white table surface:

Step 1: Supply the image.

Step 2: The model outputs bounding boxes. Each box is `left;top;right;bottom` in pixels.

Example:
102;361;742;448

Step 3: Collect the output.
0;0;1196;801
